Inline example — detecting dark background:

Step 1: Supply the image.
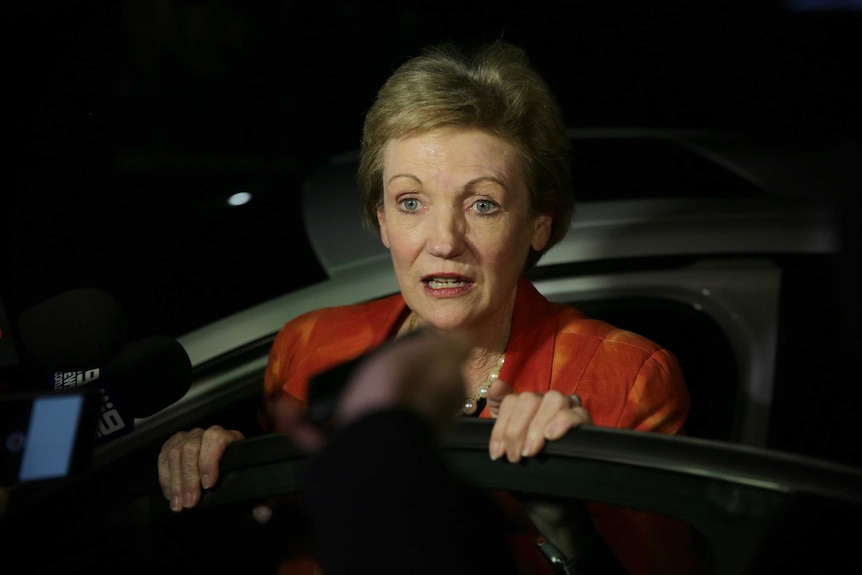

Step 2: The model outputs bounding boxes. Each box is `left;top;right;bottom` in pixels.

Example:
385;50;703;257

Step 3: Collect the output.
2;0;860;343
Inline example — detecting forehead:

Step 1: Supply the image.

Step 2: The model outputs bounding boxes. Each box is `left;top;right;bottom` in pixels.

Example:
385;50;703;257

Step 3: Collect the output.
383;128;522;180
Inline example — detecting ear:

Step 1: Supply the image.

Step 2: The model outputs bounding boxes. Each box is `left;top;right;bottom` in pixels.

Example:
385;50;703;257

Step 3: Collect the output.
377;205;391;249
530;213;552;252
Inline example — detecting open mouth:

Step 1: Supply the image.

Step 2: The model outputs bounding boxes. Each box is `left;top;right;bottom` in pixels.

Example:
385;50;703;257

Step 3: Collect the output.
423;276;472;289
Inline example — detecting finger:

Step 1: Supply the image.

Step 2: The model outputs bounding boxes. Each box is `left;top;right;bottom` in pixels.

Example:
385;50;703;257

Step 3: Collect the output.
544;406;593;440
521;391;572;458
486;379;512;418
495;393;543;463
157;437;176;501
178;432;206;509
159;429;202;512
197;426;244;495
489;392;515;460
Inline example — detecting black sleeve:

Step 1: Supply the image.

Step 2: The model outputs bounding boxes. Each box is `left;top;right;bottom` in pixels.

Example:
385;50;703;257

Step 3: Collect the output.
304;408;519;575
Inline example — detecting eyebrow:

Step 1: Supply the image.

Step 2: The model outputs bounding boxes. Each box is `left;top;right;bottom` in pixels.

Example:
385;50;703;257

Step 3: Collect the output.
386;174;511;193
386;173;421;186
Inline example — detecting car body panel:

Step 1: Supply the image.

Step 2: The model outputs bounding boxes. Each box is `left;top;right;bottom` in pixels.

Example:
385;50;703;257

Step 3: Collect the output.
153;131;839;454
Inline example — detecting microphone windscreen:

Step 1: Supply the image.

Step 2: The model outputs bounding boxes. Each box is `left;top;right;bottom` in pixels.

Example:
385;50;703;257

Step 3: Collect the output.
104;335;193;418
18;288;126;372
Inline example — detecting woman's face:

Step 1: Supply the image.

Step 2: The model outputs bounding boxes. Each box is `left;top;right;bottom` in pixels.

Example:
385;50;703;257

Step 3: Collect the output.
378;128;551;333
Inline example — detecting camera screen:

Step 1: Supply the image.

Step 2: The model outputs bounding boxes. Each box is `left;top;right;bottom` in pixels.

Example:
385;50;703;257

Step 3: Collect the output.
2;392;91;484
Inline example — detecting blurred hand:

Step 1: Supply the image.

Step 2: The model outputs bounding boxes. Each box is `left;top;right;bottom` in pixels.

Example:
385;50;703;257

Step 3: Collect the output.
250;331;472;525
486;380;592;463
271;330;472;452
157;425;245;512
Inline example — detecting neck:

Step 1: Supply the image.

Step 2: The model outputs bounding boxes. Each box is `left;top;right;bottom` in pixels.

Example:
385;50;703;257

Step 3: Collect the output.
466;289;515;356
400;286;518;388
463;349;504;393
462;295;514;390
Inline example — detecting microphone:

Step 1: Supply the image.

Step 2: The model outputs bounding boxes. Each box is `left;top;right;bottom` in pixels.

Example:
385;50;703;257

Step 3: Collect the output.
1;288;127;392
7;288;191;444
16;287;127;373
52;335;193;443
0;292;20;383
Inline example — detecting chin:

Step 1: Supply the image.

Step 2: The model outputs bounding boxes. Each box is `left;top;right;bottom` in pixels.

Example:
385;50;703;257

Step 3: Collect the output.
427;310;489;334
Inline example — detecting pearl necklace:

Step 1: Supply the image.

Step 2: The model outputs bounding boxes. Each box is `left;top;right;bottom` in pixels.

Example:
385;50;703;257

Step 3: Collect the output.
462;353;505;416
405;311;505;417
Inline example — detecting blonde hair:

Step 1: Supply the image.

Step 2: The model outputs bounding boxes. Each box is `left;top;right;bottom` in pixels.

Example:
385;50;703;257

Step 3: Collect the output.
357;41;574;270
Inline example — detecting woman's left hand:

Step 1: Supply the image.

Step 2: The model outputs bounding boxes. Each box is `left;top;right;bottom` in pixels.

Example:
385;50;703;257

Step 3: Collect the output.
486;380;592;462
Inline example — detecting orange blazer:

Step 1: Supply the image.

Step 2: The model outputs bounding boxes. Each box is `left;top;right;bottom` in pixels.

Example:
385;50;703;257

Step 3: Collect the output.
265;277;701;575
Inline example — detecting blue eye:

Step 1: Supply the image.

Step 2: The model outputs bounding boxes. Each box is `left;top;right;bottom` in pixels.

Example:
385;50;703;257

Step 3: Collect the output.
400;198;420;212
474;200;498;214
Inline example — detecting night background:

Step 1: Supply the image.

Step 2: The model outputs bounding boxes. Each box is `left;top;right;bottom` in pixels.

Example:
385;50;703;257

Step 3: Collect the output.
2;5;862;569
2;1;860;342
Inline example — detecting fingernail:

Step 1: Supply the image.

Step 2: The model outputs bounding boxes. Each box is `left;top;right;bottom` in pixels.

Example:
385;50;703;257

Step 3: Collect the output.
522;439;535;458
171;496;181;512
183;492;194;508
201;474;211;489
489;440;502;460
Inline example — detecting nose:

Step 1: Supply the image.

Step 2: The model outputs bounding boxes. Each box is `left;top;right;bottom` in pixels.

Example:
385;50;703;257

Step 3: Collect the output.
426;206;466;258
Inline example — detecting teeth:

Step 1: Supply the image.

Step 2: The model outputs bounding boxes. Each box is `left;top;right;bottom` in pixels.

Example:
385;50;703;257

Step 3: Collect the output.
427;278;468;289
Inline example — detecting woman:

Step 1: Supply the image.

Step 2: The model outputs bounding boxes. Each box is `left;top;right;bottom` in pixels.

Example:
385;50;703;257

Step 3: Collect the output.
159;41;700;575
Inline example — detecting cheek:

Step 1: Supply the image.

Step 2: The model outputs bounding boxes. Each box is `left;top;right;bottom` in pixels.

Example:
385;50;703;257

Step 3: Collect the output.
384;226;419;265
476;221;537;275
478;234;524;271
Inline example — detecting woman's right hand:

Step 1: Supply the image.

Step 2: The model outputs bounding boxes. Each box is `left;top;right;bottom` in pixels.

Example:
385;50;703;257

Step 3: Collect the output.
157;425;245;512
